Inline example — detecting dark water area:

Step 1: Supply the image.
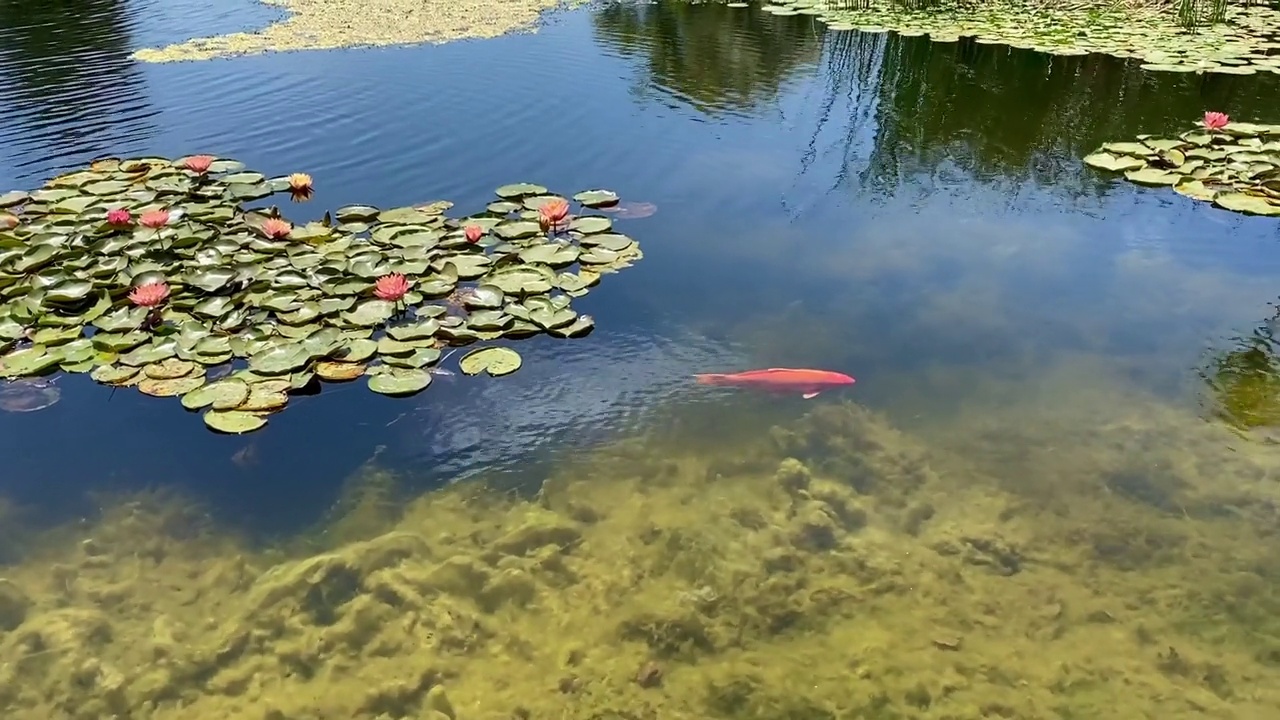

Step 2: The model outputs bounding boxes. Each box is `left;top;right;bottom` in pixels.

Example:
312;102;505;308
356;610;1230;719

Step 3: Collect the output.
2;0;1280;535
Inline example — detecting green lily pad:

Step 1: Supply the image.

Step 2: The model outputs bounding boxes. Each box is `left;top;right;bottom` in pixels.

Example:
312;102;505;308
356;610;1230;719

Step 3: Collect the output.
138;375;206;397
1214;193;1280;216
495;183;548;199
573;190;620;207
1083;152;1146;172
0;157;644;433
203;409;267;434
569;216;612;234
90;364;139;386
181;379;250;410
367;367;432;396
248;344;310;375
458;347;522;377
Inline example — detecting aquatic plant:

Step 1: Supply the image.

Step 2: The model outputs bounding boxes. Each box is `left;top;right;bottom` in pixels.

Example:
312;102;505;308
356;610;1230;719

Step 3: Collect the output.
1083;117;1280;216
746;0;1280;75
1202;111;1230;132
0;156;642;433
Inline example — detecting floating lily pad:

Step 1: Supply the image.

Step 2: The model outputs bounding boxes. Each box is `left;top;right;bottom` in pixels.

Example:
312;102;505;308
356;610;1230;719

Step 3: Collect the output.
1083;152;1146;172
203;409;267;434
138;375;206;397
0;379;60;412
573;189;619;208
315;361;366;382
495;183;548;199
1088;117;1280;217
181;379;250;410
0;155;643;433
367;367;432;396
458;347;522;377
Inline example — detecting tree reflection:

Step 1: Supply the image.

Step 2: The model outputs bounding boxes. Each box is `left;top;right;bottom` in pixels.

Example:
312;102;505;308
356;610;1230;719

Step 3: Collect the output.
858;33;1280;192
0;0;152;180
591;2;825;115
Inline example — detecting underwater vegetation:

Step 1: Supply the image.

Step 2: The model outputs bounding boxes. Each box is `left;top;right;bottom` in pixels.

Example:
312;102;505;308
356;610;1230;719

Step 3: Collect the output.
1084;113;1280;216
747;0;1280;75
1;389;1279;719
0;157;642;433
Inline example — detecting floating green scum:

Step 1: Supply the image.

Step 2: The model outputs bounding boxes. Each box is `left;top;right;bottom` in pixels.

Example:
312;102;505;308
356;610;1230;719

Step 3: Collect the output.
1083;113;1280;217
0;156;643;434
744;0;1280;76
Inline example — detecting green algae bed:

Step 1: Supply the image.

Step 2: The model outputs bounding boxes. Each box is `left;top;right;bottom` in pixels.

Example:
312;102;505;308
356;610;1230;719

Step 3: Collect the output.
131;0;576;63
2;368;1280;719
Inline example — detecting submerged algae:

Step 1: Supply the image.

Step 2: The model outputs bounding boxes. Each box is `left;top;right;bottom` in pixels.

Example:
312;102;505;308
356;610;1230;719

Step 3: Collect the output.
1;391;1279;718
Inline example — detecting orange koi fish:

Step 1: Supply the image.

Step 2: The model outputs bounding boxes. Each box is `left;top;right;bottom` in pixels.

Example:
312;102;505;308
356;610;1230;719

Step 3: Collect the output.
694;368;855;399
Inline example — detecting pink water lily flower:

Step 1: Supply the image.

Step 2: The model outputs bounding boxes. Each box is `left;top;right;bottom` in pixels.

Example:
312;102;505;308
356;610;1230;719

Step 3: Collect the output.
260;217;292;239
374;273;410;302
1202;111;1229;131
139;209;170;229
106;208;132;226
464;224;483;243
128;281;170;308
183;155;215;174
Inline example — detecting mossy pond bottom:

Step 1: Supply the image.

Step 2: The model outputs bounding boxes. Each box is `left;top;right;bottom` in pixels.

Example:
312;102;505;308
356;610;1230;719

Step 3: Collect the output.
3;375;1280;719
3;0;1280;718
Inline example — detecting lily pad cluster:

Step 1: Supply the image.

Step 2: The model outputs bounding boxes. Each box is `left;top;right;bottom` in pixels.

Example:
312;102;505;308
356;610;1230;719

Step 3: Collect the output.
0;156;643;434
1083;119;1280;217
745;0;1280;75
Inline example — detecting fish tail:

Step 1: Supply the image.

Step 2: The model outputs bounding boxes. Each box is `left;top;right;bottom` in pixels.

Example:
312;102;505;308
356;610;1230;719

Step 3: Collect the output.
694;373;733;386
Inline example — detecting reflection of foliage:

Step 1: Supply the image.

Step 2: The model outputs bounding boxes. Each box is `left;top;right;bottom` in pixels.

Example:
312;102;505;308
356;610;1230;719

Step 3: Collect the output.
1202;313;1280;429
856;33;1280;193
0;158;640;434
591;2;824;115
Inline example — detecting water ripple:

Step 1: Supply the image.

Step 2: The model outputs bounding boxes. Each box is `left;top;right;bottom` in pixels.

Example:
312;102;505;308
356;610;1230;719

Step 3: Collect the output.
390;326;743;483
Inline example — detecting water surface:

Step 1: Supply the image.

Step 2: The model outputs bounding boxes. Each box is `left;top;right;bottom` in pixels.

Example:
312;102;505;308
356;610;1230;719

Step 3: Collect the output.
1;3;1280;716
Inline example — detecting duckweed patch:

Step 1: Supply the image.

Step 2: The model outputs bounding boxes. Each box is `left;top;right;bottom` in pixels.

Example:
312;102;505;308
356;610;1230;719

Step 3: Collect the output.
1;385;1279;719
1084;118;1280;216
751;0;1280;76
131;0;576;62
0;156;641;433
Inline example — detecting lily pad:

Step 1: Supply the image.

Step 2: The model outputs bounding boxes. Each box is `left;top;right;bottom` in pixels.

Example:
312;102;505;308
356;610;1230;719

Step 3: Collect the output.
0;380;60;412
458;347;522;377
181;379;250;410
495;183;548;199
1214;193;1280;216
315;361;366;382
573;189;620;207
0;156;644;433
1083;152;1146;172
367;367;432;396
203;409;267;434
138;375;206;397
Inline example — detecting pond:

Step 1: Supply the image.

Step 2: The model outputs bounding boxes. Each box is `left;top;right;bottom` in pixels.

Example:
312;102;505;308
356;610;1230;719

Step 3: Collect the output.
2;0;1280;718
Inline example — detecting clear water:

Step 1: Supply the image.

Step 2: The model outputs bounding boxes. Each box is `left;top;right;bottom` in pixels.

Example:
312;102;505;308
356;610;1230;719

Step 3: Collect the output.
2;1;1280;718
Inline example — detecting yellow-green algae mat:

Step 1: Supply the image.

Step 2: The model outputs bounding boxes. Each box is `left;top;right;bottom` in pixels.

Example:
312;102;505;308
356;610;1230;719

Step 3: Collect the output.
750;0;1280;75
1084;118;1280;217
0;157;641;434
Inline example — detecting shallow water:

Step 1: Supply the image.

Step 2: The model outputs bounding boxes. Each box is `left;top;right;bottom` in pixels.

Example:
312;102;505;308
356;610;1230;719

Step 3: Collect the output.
2;1;1280;718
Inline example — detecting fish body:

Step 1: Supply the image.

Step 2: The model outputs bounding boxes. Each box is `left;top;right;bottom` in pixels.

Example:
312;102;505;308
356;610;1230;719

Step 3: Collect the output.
694;368;855;399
